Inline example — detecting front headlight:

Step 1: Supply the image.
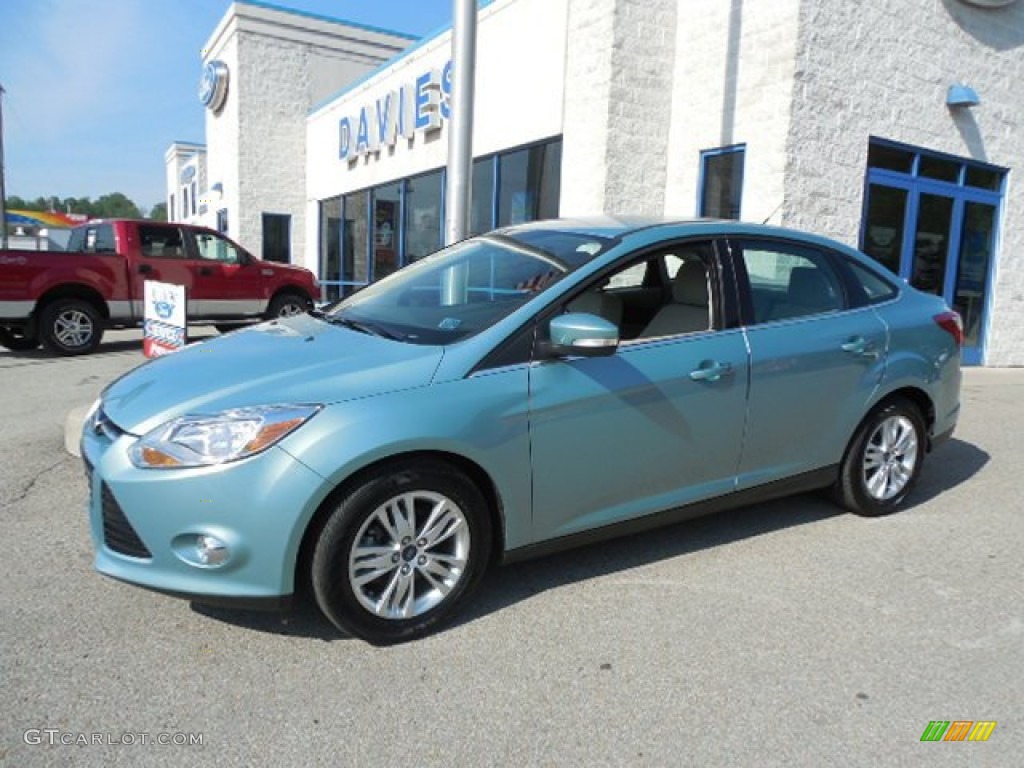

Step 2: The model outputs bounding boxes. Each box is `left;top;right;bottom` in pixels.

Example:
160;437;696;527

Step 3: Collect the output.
129;404;321;469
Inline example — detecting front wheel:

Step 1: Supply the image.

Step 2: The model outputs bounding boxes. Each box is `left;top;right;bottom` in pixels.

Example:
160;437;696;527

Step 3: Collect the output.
834;397;926;517
0;328;40;352
39;299;104;355
266;292;311;320
311;461;492;644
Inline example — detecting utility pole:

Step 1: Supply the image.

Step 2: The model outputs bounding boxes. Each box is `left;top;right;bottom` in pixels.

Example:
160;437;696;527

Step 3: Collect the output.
440;0;478;305
0;83;8;250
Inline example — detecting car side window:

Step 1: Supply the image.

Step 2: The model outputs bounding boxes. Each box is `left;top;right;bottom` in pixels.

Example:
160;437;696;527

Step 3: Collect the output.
738;240;846;323
193;231;243;264
566;243;715;342
138;225;186;259
846;259;898;304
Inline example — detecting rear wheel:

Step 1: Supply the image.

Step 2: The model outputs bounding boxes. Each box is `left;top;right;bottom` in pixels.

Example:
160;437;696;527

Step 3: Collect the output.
266;292;310;320
0;328;40;352
39;299;104;355
834;397;926;516
311;460;492;644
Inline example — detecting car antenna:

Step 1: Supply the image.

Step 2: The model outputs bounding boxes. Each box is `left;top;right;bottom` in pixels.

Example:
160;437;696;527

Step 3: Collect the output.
762;201;783;225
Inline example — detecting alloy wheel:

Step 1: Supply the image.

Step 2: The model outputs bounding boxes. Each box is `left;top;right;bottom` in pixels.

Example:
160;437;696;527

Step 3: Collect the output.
862;415;919;501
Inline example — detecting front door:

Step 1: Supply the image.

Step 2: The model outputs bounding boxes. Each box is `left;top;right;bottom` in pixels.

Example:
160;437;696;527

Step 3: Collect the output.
528;242;748;544
185;230;265;318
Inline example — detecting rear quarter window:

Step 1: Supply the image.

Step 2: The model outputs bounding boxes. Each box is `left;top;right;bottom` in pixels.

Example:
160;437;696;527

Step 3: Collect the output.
846;259;898;304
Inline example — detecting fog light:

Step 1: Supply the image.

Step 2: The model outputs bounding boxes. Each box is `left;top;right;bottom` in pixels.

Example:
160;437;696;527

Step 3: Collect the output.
196;535;230;566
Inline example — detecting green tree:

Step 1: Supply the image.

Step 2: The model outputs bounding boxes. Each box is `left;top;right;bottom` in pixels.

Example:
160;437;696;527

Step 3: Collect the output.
148;202;168;221
93;193;141;219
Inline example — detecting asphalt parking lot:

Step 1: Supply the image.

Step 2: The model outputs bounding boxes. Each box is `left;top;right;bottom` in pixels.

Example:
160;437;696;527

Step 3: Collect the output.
1;330;1020;767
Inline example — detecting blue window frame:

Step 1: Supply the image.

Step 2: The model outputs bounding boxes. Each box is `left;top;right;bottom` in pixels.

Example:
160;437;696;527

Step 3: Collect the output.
698;144;745;220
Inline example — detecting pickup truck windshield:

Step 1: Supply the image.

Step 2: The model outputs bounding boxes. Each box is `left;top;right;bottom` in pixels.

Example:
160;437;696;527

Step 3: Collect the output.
323;230;612;344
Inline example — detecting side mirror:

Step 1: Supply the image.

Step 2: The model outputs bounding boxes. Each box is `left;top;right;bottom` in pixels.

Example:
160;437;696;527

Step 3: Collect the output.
539;312;619;358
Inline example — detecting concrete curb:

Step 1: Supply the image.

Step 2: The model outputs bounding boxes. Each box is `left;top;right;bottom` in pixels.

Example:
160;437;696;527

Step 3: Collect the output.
65;404;90;458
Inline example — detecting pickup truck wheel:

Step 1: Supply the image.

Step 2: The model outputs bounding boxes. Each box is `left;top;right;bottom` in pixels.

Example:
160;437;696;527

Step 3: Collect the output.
267;293;311;319
0;329;40;352
39;299;104;356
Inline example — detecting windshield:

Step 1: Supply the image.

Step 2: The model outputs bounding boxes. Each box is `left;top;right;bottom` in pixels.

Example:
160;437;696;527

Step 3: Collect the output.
324;229;612;344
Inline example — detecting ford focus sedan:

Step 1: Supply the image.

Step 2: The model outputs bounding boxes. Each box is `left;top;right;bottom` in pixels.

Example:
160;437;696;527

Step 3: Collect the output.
81;218;961;644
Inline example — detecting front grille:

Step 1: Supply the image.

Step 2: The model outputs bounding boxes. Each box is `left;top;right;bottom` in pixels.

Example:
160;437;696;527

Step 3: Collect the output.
101;482;152;558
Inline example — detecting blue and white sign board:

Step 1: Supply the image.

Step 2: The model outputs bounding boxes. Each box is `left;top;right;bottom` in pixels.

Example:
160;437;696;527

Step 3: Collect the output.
143;280;186;357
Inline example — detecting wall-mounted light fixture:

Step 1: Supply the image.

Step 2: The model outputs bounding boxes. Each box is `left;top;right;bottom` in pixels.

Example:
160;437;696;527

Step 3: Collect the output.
947;84;980;108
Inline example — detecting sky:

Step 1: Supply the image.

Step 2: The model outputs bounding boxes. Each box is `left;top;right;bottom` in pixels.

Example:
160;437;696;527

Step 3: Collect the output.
0;0;453;213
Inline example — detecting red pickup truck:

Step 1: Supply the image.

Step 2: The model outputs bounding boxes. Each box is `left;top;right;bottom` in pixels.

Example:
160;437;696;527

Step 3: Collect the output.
0;219;319;355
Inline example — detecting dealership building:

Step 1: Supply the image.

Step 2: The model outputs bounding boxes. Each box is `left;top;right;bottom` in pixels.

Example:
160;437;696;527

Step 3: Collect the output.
167;0;1024;365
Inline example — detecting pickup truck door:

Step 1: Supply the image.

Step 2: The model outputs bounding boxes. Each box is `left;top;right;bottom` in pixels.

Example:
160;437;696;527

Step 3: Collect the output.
129;224;196;318
184;230;265;319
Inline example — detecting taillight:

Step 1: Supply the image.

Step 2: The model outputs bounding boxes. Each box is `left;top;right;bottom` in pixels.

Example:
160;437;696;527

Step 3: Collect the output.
933;311;963;346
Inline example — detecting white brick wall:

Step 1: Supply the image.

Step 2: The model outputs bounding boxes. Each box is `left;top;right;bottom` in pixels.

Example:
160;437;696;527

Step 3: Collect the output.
663;0;801;223
561;0;678;216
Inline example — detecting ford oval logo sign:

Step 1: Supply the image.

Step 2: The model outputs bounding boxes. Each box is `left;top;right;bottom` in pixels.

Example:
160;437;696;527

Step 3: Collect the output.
199;60;229;113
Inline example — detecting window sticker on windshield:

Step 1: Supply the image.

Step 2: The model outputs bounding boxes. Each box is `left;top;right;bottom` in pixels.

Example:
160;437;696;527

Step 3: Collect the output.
438;318;462;330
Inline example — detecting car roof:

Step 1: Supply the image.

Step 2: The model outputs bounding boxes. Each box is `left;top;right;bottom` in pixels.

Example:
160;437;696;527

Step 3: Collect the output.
496;216;850;246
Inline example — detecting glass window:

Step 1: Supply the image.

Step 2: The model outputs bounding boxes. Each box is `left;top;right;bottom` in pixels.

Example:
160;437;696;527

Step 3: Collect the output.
846;260;897;304
326;228;611;345
342;190;369;288
191;181;198;215
404;171;443;263
216;208;228;234
867;143;914;173
371;183;402;280
918;155;960;183
68;223;116;253
739;241;845;323
470;157;495;235
699;146;745;219
954;202;996;348
965;166;1000;191
137;224;186;259
320;196;342;301
182;188;190;219
262;213;291;263
861;184;907;274
910;194;954;294
169;194;175;222
497;140;562;227
194;231;242;263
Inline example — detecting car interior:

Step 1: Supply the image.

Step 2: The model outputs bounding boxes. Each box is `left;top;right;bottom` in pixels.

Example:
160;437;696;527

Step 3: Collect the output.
567;246;713;341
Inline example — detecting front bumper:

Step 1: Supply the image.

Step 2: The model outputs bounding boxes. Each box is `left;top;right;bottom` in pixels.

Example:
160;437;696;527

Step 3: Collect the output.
82;413;328;603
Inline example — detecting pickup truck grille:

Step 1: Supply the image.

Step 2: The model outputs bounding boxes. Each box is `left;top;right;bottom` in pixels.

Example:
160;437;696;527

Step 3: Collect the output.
101;482;152;559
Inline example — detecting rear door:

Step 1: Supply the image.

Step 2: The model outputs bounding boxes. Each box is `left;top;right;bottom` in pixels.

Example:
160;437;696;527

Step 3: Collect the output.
728;237;888;488
184;229;265;319
129;224;195;318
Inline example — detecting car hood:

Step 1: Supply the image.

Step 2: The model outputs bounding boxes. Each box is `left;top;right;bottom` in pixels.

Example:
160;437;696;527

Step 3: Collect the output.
101;314;444;435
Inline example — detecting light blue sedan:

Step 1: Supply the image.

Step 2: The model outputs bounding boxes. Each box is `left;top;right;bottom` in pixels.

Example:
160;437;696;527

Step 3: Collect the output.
81;218;962;643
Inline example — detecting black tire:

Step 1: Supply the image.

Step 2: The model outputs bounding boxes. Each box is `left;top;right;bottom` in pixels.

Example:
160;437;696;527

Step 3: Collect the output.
311;460;492;644
834;397;926;517
39;299;104;356
266;292;311;320
0;328;40;352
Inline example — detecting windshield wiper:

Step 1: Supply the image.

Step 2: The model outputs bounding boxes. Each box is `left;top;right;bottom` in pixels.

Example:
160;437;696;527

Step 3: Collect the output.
324;314;402;340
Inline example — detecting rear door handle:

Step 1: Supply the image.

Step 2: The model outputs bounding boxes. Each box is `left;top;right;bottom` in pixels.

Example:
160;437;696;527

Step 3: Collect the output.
138;264;153;275
841;336;878;359
199;267;214;276
689;361;734;382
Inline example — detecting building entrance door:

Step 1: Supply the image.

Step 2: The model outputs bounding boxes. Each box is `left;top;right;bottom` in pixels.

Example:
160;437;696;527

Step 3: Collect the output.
860;142;1004;365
